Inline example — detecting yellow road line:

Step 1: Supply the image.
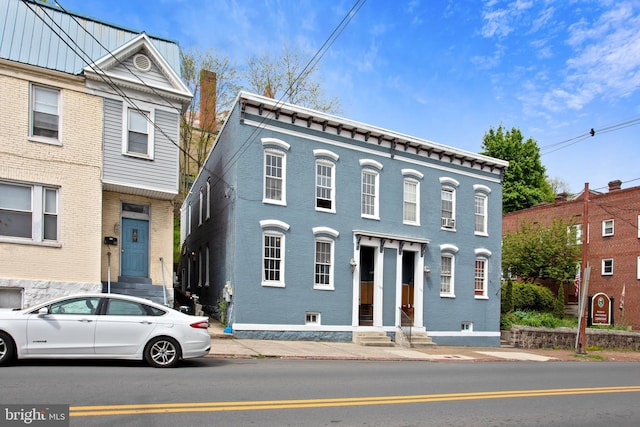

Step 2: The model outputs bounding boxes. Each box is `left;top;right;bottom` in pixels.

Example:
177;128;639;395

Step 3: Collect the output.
70;386;640;417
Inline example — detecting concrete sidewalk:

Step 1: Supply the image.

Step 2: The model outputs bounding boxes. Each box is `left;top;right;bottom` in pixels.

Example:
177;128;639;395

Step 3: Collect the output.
206;324;558;362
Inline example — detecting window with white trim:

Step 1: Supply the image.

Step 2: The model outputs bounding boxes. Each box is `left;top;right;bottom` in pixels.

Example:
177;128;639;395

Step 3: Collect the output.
474;258;488;297
198;250;203;287
602;219;614;236
264;149;286;204
305;312;321;325
637;256;640;280
206;179;211;220
199;186;204;226
260;220;290;287
441;188;455;229
30;84;60;143
125;107;154;158
568;224;583;245
461;321;473;332
602;258;613;275
205;246;210;287
403;179;419;225
316;160;335;212
0;182;58;242
187;202;192;235
314;239;333;289
474;194;488;235
440;254;455;296
361;170;378;218
263;232;284;287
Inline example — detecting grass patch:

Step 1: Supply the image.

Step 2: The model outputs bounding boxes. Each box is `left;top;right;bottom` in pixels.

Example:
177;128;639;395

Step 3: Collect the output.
571;353;607;361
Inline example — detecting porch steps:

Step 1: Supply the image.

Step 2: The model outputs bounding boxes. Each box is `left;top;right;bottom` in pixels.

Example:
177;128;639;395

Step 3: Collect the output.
398;330;436;348
102;279;166;305
396;329;436;348
353;331;395;347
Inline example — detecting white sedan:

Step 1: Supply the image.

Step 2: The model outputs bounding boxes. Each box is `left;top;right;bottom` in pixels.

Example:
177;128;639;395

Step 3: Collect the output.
0;293;211;368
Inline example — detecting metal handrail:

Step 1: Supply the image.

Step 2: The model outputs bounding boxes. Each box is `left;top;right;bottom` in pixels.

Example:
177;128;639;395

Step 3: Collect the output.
398;307;413;344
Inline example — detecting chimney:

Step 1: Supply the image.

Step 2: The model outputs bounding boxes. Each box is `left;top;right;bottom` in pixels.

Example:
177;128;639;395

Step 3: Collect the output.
608;180;622;192
199;70;217;133
555;192;568;203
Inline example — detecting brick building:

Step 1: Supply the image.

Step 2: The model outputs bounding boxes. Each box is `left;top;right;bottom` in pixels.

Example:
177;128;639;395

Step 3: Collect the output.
503;180;640;330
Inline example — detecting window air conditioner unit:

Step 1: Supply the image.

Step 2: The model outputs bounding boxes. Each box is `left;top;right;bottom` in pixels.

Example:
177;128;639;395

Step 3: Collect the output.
441;217;456;228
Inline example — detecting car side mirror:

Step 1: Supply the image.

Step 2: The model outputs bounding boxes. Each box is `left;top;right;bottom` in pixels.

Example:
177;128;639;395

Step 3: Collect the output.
38;307;49;316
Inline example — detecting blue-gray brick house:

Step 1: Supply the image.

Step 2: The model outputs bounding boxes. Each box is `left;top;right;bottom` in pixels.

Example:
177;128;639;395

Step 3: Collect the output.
180;91;508;346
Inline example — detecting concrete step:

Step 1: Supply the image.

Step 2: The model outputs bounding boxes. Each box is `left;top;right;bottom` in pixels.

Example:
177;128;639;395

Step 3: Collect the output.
353;331;395;347
397;330;437;348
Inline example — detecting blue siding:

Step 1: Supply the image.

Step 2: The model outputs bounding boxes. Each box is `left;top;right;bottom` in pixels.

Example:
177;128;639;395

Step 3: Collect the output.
181;93;506;346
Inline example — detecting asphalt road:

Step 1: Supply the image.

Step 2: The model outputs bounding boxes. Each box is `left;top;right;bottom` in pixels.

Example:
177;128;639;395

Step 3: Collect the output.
1;358;640;426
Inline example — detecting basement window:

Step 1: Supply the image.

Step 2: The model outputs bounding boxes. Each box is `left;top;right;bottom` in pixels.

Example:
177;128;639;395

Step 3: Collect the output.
461;322;473;333
305;312;321;325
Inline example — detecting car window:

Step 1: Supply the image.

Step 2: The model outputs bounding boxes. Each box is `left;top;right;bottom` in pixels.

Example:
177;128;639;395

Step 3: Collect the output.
49;297;99;315
106;299;147;316
144;305;167;316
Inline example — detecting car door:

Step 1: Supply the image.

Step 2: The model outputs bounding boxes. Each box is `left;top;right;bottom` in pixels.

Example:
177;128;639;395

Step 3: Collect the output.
93;298;159;355
26;297;100;355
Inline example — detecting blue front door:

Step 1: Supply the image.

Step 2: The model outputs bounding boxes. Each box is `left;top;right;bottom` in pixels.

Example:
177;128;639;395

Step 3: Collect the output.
121;218;149;277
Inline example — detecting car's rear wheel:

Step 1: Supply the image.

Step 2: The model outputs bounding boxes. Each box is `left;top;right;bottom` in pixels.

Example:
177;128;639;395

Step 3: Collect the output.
0;332;15;367
144;337;180;368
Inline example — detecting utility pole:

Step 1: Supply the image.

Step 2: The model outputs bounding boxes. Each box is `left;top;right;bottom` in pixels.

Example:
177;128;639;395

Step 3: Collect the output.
577;182;589;354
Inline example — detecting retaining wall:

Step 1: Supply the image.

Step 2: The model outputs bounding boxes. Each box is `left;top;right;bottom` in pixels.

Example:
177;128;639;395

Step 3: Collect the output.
504;326;640;351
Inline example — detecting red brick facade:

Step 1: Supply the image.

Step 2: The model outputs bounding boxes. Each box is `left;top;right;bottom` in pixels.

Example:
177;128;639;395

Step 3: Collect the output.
503;181;640;330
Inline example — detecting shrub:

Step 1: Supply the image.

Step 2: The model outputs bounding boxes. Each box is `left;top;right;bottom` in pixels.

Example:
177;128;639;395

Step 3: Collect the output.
510;281;554;312
501;279;514;314
553;284;565;319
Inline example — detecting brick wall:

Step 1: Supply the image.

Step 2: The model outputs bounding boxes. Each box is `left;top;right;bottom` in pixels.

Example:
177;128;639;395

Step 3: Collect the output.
503;183;640;330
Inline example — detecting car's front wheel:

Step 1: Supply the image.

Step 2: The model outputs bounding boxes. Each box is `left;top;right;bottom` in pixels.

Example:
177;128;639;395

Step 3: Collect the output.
0;331;16;367
144;337;181;368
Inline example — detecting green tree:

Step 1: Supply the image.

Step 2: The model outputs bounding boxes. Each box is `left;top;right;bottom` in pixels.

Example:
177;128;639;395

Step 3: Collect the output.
502;218;581;284
481;126;553;213
245;44;340;113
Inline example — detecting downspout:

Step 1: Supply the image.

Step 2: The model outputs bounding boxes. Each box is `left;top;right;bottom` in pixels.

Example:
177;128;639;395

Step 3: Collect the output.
160;257;168;306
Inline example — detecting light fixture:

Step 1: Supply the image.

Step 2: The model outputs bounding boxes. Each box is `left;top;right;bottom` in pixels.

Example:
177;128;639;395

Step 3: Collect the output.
423;266;430;279
349;258;357;273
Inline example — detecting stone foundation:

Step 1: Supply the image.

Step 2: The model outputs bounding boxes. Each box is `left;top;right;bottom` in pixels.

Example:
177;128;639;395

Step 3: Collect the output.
0;278;102;309
506;326;640;351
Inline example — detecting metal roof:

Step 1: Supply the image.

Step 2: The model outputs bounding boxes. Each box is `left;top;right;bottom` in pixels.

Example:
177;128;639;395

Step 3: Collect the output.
0;0;181;76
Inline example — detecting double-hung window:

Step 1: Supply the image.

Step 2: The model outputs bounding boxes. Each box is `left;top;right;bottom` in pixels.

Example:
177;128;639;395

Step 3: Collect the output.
402;169;423;225
126;108;153;157
473;184;490;235
360;159;383;220
262;138;290;205
31;85;60;142
316;161;335;211
260;220;290;287
0;182;58;242
312;227;339;290
439;244;458;297
602;219;614;237
313;150;338;213
474;248;491;298
314;240;332;287
404;180;418;224
602;258;614;275
440;177;459;230
440;255;454;296
474;258;487;297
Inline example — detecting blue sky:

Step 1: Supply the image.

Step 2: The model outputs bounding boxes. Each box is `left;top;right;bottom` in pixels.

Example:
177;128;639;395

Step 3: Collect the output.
58;0;640;194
